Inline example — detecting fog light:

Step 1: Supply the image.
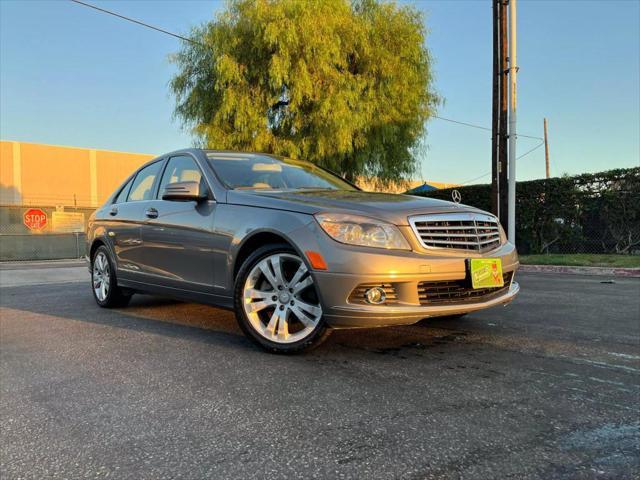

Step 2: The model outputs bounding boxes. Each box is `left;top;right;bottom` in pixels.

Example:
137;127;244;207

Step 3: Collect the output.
365;287;386;304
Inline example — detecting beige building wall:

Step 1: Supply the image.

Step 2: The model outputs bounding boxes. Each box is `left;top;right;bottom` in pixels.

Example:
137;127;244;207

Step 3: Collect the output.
20;143;92;206
0;142;14;203
0;140;154;207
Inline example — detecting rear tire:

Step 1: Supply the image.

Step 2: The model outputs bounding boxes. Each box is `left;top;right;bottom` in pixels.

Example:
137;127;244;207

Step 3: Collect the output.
91;246;132;308
234;244;331;353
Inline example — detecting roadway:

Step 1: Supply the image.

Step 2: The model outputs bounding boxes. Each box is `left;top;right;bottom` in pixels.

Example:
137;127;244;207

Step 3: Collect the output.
1;263;638;479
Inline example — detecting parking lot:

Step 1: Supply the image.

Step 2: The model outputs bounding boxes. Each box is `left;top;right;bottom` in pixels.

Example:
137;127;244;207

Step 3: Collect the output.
1;263;638;479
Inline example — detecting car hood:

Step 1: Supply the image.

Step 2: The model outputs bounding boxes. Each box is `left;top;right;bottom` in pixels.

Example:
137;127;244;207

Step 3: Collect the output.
226;189;486;225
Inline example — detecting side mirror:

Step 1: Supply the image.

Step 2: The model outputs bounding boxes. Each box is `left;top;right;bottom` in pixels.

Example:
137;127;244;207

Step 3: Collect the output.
162;181;207;202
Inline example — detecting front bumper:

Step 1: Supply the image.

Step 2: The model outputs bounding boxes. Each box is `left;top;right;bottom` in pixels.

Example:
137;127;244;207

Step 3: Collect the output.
309;241;519;328
316;273;519;328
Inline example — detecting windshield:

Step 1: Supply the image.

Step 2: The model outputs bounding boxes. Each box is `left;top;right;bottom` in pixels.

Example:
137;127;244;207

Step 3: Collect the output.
206;153;356;191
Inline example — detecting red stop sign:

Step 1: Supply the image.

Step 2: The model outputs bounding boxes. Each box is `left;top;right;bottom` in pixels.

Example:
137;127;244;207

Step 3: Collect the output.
23;208;48;231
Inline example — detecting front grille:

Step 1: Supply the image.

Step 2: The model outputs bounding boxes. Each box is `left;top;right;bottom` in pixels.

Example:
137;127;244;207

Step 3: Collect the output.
348;283;398;305
418;271;513;305
409;213;502;252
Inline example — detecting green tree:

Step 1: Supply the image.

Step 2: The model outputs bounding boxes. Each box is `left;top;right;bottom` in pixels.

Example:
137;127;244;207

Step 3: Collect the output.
171;0;439;183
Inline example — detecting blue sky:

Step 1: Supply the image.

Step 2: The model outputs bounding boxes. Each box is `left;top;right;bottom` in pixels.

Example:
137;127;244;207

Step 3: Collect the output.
1;0;638;184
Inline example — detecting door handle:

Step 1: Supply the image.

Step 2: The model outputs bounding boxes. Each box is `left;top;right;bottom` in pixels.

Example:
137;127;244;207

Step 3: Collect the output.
109;206;118;216
145;208;159;219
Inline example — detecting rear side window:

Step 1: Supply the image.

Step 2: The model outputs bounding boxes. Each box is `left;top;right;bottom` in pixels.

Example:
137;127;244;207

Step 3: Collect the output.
157;155;204;198
113;178;133;204
127;161;163;202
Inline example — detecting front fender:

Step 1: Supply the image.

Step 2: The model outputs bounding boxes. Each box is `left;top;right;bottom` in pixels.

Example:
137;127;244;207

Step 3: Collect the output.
218;204;315;290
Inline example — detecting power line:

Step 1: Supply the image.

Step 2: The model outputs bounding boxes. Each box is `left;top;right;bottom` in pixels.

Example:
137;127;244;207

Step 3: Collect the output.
433;115;543;141
460;172;491;185
69;0;204;47
516;140;545;161
458;139;545;186
433;115;491;132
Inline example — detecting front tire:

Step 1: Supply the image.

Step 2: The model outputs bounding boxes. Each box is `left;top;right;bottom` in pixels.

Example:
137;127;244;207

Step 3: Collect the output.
234;244;330;353
91;246;132;308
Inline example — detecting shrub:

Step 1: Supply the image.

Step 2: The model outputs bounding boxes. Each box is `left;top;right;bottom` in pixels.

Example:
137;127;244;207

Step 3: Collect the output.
412;167;640;254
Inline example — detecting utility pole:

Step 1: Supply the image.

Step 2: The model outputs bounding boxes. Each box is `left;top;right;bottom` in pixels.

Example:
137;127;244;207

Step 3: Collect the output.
491;0;500;217
544;117;550;178
507;0;517;242
499;0;509;230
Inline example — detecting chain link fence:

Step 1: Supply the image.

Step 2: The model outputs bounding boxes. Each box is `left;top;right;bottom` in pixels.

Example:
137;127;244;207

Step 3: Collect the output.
0;204;94;261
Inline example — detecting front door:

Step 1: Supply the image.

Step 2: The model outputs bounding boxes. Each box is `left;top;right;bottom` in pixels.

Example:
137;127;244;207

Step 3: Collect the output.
138;155;219;293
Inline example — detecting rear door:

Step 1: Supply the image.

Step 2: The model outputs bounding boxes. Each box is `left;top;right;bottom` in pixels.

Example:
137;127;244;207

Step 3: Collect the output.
138;154;218;292
106;160;163;279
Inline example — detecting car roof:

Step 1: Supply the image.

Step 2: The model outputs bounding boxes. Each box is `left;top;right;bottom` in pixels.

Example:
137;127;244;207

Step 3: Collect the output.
161;148;278;158
137;148;279;168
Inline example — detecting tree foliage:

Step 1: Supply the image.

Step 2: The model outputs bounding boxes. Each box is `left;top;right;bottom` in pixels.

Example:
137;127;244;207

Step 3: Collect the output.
171;0;439;183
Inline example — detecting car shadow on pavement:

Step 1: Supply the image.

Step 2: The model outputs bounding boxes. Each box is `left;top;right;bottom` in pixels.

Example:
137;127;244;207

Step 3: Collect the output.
0;285;260;353
0;283;479;358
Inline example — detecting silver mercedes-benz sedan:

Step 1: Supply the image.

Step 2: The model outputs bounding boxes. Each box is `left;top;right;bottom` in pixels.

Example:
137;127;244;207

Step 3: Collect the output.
87;149;519;353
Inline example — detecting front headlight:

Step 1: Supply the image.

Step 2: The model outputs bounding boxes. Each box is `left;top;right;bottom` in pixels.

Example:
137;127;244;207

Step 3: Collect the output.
315;213;411;250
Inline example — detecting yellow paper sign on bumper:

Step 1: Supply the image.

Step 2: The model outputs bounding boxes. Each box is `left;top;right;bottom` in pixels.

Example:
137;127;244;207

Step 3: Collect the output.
470;258;504;289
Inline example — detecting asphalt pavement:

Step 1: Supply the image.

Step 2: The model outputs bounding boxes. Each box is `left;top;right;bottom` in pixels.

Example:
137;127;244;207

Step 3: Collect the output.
1;264;639;479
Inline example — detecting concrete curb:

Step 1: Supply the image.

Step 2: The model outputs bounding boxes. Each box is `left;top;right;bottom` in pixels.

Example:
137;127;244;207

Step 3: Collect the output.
0;259;86;270
519;264;640;278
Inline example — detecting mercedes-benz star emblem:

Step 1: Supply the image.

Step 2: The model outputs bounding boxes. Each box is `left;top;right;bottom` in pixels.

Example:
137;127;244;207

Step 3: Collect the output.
452;189;462;204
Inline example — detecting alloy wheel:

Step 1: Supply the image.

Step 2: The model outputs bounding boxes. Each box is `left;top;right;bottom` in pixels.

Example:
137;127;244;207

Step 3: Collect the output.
242;253;322;344
93;252;110;302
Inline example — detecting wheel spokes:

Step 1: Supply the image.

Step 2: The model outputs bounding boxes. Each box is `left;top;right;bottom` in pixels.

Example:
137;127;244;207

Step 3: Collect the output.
293;276;313;294
245;288;273;300
258;259;279;290
269;255;286;286
266;310;280;335
289;263;308;287
264;308;289;339
294;299;322;319
289;305;317;328
276;310;289;339
245;300;274;313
